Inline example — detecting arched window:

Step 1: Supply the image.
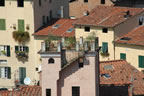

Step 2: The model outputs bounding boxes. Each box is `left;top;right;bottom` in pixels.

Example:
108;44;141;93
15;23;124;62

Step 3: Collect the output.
48;58;55;64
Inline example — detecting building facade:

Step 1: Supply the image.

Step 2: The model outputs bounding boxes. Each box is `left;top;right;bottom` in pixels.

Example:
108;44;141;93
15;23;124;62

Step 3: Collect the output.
74;6;144;61
0;0;68;89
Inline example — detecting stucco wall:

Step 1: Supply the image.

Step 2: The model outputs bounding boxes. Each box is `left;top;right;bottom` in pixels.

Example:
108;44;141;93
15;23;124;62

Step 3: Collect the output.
42;56;61;96
33;0;69;31
0;1;39;88
75;26;114;61
115;43;144;71
57;55;97;96
69;0;113;18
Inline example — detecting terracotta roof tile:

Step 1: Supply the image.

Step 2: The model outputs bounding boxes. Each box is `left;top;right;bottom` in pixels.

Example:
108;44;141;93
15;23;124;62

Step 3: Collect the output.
115;26;144;46
34;18;76;37
100;60;144;95
74;5;144;27
0;86;41;96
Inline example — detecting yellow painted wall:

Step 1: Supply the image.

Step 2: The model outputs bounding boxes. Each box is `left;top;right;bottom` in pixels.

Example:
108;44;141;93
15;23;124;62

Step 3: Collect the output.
75;26;114;61
115;43;144;71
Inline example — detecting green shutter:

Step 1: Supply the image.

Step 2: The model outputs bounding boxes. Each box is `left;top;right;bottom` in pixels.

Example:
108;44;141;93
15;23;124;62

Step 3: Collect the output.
15;46;19;52
0;19;6;30
18;19;25;32
7;46;10;57
25;46;29;52
120;53;126;60
139;56;144;68
102;42;108;53
19;67;26;84
7;67;11;79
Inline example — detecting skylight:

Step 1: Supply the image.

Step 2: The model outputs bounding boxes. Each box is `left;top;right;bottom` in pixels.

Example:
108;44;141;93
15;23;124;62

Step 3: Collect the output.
101;73;111;79
67;28;74;33
120;37;131;41
52;24;60;29
104;65;113;70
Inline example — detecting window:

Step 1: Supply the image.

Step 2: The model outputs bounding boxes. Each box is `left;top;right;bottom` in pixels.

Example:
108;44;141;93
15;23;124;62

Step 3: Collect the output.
39;0;41;6
67;28;74;33
102;42;108;53
139;17;144;25
42;16;45;25
47;16;49;24
139;56;144;68
95;37;99;48
0;19;6;30
48;58;55;64
0;0;5;6
101;0;105;4
72;86;80;96
84;0;88;3
0;67;11;79
18;19;25;32
17;0;24;7
0;45;10;57
15;46;29;52
46;89;51;96
52;24;60;29
19;67;26;84
120;53;126;60
49;10;52;20
84;27;90;32
79;58;84;68
49;0;52;3
102;28;108;33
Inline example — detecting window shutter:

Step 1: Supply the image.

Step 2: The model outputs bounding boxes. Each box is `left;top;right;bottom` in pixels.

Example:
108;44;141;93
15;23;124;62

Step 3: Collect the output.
120;53;126;60
25;46;29;52
19;67;26;84
102;42;108;53
7;67;11;79
15;46;19;52
139;56;144;68
7;45;10;57
18;19;25;32
0;19;6;30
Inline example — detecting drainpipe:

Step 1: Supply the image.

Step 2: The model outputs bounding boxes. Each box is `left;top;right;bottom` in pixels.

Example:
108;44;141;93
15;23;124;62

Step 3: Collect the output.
95;47;101;96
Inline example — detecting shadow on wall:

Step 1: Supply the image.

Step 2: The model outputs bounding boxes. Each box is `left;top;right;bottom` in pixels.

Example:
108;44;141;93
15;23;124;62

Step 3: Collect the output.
57;56;90;96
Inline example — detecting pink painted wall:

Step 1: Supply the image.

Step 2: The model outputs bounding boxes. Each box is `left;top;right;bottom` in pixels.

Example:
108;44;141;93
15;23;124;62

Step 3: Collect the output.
57;55;97;96
42;56;61;96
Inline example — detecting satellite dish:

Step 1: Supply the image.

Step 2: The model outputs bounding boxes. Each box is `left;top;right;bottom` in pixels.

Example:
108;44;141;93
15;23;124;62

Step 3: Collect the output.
24;77;31;85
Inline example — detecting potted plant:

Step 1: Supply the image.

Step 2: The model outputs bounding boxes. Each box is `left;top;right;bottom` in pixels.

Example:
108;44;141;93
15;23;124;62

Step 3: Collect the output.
15;51;28;60
13;31;30;43
1;50;6;55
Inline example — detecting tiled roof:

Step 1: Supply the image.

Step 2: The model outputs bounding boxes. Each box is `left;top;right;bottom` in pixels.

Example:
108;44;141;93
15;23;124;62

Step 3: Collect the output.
115;26;144;46
0;86;42;96
100;60;144;95
34;18;76;37
74;5;144;27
